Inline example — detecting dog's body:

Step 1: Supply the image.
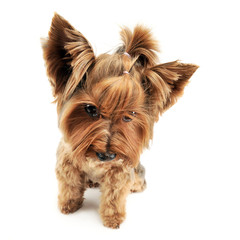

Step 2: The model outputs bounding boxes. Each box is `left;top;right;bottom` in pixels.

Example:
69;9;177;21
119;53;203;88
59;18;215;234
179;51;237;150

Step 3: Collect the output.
42;13;198;228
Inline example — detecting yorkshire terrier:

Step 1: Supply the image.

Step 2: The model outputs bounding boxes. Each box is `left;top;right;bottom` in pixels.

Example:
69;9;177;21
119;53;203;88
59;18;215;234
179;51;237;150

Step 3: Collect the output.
42;13;198;229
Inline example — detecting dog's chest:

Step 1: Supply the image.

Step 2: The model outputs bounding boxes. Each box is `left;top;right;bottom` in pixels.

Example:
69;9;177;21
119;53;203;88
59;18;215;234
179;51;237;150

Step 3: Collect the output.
82;157;107;183
82;157;125;183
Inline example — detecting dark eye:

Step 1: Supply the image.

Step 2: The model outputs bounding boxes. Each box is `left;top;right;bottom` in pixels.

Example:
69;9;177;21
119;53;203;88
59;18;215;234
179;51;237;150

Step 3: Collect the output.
122;111;136;122
85;104;99;118
122;116;132;122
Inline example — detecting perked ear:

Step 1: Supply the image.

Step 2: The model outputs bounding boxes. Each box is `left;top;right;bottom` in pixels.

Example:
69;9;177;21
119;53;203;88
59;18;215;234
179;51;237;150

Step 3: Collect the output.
42;13;95;100
144;60;198;120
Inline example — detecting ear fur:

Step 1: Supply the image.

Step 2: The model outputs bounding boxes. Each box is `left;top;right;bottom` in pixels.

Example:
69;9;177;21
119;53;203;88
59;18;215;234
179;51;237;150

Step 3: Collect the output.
144;60;198;120
42;13;95;100
119;25;160;67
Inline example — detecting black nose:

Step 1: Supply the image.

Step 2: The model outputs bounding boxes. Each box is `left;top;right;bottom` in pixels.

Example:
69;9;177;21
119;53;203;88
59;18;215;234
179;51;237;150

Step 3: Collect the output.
96;152;116;161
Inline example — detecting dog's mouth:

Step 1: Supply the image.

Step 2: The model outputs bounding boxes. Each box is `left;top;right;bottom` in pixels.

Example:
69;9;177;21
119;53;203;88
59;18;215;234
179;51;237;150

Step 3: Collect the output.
96;152;117;162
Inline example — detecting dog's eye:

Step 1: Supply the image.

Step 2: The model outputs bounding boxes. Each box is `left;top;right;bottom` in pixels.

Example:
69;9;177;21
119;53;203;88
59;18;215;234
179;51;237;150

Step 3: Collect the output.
123;116;132;122
85;104;99;118
122;111;136;122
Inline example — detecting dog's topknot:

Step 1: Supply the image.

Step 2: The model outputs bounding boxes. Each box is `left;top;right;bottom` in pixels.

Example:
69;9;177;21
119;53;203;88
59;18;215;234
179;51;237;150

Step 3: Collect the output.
119;25;160;67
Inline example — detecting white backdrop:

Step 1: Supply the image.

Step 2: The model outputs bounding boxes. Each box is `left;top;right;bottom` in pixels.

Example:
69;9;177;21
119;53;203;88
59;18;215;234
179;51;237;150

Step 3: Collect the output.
0;0;239;239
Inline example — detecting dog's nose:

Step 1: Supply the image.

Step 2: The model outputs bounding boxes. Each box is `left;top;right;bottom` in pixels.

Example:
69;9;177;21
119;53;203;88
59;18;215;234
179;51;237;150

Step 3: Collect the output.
96;152;116;161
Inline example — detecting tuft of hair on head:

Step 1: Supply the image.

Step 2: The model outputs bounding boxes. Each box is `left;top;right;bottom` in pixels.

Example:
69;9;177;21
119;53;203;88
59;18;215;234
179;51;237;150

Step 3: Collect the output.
118;25;160;68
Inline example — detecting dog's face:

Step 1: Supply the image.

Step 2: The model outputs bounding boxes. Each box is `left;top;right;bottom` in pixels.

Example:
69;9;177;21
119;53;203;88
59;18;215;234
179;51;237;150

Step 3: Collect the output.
42;14;198;167
59;53;152;167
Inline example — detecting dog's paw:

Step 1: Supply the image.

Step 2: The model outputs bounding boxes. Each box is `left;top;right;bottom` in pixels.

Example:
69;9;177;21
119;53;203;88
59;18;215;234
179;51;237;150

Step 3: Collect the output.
59;199;83;214
102;214;125;229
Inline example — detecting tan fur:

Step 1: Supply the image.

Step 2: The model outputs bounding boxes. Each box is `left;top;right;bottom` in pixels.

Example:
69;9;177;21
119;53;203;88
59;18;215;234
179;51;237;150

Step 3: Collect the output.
42;13;198;228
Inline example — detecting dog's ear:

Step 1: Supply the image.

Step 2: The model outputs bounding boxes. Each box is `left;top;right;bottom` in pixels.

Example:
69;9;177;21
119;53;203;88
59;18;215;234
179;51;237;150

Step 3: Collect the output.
143;61;198;120
119;25;159;67
42;13;95;100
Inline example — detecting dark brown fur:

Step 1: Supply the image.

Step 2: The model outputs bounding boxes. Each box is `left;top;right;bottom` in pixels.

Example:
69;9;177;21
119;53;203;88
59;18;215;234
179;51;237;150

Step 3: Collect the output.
42;13;198;228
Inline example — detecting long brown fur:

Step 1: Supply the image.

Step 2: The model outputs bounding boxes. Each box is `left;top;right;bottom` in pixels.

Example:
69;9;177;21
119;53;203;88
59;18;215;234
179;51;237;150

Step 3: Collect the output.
42;13;198;229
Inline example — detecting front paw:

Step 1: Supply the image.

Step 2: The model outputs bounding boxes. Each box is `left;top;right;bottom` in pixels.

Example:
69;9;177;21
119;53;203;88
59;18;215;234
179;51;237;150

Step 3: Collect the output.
59;198;83;214
102;214;125;229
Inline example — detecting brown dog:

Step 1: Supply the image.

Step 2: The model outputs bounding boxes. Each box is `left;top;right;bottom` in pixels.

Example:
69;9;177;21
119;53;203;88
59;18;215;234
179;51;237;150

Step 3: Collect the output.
42;13;198;228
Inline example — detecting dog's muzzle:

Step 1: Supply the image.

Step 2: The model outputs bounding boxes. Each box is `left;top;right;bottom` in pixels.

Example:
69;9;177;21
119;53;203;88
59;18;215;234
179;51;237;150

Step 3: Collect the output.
96;152;116;161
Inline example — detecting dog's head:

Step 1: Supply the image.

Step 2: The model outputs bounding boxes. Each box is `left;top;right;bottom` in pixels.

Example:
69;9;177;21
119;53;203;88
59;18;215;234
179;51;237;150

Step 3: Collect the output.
42;13;198;167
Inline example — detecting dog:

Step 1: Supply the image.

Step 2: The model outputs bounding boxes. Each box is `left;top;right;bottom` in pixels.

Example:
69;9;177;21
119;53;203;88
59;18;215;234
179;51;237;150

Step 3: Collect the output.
42;13;198;229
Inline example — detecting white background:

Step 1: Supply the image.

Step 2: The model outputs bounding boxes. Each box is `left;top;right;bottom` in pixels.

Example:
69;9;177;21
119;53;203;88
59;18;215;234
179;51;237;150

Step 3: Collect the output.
0;0;239;239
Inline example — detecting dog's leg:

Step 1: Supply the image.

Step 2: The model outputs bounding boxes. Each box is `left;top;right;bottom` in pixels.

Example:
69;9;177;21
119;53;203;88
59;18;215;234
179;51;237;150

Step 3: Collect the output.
99;167;133;229
56;142;86;214
56;162;86;214
56;168;86;214
131;163;147;193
